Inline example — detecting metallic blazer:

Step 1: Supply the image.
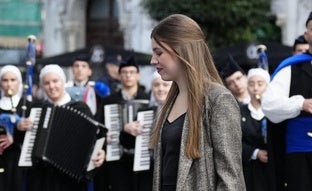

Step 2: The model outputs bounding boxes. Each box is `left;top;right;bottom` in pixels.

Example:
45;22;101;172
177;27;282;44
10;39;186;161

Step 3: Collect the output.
152;84;246;191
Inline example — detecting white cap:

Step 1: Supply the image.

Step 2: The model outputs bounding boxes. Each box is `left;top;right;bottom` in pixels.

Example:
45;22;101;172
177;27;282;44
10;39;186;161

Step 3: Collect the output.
39;64;66;84
247;68;270;84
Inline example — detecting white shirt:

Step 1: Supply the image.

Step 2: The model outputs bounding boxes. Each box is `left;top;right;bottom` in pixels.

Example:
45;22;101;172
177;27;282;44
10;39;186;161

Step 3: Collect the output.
261;65;304;123
248;102;265;120
241;96;251;105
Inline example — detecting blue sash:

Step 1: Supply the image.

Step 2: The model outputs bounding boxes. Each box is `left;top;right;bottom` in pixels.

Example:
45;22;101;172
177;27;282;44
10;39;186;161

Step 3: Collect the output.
271;53;312;80
286;117;312;153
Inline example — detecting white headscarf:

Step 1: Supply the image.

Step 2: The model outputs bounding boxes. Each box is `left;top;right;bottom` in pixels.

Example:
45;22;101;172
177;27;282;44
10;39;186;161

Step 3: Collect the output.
0;65;23;110
39;64;71;105
39;64;66;84
247;68;270;84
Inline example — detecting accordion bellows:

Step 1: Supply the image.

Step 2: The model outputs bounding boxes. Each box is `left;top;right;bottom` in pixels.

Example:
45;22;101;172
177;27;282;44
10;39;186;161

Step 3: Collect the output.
32;105;101;180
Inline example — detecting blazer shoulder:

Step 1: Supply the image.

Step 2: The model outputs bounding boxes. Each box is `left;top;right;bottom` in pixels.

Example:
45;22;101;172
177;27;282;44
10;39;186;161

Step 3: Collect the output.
205;84;239;115
207;83;233;102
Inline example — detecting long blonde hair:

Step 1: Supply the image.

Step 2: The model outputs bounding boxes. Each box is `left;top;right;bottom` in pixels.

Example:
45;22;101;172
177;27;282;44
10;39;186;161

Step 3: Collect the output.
150;14;223;159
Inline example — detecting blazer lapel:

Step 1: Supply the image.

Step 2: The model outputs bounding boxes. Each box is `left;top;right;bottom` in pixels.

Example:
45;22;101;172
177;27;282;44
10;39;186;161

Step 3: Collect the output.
176;115;193;191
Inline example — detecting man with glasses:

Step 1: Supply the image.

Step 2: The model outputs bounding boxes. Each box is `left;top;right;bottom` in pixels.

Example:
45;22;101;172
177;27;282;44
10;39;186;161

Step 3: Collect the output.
94;56;150;191
220;55;250;105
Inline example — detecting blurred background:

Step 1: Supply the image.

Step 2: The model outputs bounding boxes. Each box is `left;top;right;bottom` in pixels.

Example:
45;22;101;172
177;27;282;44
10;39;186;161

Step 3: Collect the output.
0;0;311;90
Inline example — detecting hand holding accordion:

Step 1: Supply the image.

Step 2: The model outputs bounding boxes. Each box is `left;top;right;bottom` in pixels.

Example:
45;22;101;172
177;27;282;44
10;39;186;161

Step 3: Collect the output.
18;105;107;181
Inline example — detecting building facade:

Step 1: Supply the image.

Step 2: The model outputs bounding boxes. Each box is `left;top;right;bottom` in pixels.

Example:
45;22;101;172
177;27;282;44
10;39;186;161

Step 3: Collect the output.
272;0;312;46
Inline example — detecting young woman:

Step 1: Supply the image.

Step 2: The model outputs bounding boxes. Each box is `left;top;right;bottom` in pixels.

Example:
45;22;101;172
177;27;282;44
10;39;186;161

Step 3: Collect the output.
240;68;271;191
25;64;105;191
149;14;246;191
0;65;32;191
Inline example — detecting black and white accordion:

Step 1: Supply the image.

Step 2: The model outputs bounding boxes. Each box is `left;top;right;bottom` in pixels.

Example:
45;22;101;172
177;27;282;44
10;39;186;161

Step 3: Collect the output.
18;105;107;181
104;99;155;171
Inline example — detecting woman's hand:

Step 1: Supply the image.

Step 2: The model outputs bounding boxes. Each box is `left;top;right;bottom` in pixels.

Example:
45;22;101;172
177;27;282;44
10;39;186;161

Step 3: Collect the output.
17;118;33;131
92;149;105;167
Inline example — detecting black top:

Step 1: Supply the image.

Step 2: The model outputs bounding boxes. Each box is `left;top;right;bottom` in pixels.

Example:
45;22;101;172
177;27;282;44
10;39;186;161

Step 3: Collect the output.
161;113;185;191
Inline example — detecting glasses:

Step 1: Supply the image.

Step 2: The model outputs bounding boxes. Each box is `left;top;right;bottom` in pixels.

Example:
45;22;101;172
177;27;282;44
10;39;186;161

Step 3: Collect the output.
120;70;138;76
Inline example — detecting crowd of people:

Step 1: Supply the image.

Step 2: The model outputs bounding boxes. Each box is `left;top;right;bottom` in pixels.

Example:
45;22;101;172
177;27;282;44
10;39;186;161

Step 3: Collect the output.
0;11;311;191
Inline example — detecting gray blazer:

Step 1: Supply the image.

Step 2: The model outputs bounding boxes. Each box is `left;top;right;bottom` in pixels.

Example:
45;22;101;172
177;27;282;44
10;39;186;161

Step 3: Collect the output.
152;84;246;191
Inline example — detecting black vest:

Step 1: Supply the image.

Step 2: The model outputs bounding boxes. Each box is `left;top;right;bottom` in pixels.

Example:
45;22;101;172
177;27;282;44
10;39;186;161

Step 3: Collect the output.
289;60;312;117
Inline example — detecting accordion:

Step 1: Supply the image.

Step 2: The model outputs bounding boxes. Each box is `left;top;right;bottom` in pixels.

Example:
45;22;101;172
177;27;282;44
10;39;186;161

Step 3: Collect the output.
104;99;153;167
18;104;107;181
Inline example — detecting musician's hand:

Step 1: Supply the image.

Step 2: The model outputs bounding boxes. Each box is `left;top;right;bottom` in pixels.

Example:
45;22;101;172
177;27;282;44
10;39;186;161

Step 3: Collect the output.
303;99;312;114
257;149;268;163
124;121;143;137
92;149;105;167
0;134;14;152
107;131;119;144
17;118;33;131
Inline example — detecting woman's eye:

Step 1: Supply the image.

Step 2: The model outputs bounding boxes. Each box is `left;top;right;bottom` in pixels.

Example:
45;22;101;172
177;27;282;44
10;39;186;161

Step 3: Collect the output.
156;52;162;56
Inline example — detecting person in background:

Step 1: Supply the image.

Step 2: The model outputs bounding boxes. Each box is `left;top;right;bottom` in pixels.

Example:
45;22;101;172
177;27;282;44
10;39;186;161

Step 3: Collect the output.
292;35;309;55
149;71;172;111
0;65;33;191
240;68;272;191
66;54;93;88
263;34;310;191
220;55;250;105
98;55;122;94
262;11;312;191
94;56;150;191
25;64;105;191
66;55;110;115
150;14;246;191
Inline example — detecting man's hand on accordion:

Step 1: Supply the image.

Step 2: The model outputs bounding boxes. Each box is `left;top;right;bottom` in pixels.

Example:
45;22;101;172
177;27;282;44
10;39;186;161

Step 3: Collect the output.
124;121;143;137
92;149;105;167
17;118;33;131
